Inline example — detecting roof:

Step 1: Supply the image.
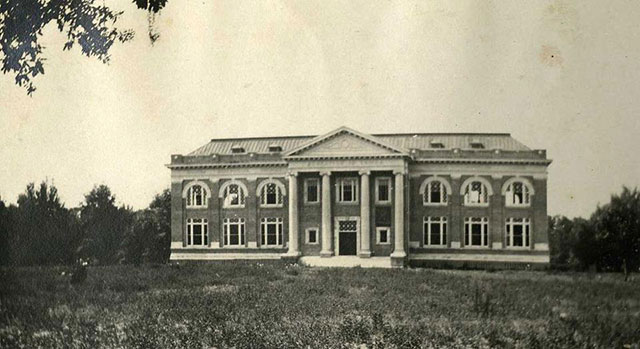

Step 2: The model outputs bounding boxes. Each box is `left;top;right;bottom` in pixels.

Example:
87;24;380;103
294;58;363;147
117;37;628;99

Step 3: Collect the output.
187;131;531;156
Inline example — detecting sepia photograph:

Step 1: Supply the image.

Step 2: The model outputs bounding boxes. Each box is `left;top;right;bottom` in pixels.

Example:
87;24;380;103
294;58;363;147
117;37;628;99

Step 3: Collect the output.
1;0;639;348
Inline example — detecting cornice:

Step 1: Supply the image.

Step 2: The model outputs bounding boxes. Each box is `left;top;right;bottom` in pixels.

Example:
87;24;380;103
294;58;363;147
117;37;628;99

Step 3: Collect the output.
166;161;288;170
413;158;552;166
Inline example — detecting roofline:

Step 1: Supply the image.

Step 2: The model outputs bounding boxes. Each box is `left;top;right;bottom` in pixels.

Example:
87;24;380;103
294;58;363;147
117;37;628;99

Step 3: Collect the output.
206;132;513;142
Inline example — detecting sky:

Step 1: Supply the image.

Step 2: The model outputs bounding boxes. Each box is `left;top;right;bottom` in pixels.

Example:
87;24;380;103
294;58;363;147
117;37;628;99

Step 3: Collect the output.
1;0;639;218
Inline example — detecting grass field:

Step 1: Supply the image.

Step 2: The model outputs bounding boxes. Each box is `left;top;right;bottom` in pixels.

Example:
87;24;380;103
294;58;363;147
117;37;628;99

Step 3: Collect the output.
1;262;639;348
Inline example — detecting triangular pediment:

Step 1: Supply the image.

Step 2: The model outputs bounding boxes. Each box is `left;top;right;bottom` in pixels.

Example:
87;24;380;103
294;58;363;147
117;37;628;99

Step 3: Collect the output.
285;127;408;158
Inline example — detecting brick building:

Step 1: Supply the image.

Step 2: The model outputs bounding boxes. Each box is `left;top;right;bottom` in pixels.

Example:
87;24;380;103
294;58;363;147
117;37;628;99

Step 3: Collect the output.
168;126;551;268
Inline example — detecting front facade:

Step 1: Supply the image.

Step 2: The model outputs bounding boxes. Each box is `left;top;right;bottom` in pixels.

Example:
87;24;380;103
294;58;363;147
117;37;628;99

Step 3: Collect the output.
168;126;551;268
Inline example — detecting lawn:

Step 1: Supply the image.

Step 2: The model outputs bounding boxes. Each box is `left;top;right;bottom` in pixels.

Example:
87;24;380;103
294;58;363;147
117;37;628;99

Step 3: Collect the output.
1;262;639;348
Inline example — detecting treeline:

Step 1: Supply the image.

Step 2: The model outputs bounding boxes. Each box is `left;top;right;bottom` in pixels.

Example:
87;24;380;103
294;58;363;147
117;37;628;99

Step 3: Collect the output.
0;182;170;266
548;186;640;275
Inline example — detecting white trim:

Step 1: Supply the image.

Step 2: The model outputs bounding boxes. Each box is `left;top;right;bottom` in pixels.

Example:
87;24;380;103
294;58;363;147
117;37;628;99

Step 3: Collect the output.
256;178;286;208
284;126;410;157
305;227;320;244
334;216;360;256
170;253;282;261
336;177;359;204
460;176;493;206
464;217;490;247
222;217;246;247
260;217;284;247
376;226;391;244
534;243;549;251
419;176;451;206
374;177;392;205
303;178;320;204
423;216;448;247
505;217;531;248
502;177;535;207
182;180;211;208
186;218;209;247
219;179;249;208
409;253;550;264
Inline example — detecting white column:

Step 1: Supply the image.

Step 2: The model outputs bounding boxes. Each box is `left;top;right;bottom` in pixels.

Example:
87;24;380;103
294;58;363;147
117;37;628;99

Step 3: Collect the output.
391;170;406;258
286;172;301;256
320;171;333;257
359;170;371;258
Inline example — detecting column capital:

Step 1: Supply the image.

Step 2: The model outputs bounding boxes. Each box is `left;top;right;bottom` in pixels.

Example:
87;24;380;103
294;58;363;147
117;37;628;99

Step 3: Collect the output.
288;171;298;177
358;170;371;176
319;171;332;177
393;169;405;176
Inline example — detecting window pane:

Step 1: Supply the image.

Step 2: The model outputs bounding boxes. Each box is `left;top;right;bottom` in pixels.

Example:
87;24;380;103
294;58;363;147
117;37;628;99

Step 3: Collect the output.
430;182;441;203
378;181;389;202
423;223;429;244
471;224;482;245
343;184;353;201
379;229;388;243
513;225;523;246
430;223;441;245
193;225;202;245
307;181;318;202
309;230;317;243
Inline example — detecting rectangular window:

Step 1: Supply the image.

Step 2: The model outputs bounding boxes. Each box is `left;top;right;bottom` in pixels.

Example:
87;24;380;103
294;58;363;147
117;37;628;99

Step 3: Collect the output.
337;178;358;203
186;218;208;246
464;217;489;247
423;216;447;246
376;227;390;244
306;228;319;244
375;177;391;204
260;217;283;246
506;218;531;247
304;178;319;204
223;218;245;247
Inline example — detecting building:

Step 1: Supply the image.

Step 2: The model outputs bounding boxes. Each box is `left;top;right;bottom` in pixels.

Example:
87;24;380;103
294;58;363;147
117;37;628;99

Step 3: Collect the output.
168;126;551;268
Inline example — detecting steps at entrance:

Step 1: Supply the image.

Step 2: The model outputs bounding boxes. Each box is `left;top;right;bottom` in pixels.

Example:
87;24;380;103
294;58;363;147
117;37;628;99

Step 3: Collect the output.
299;256;393;268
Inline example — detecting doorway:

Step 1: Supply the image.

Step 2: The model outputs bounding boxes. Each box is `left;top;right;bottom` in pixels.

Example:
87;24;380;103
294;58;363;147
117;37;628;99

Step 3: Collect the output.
337;219;358;255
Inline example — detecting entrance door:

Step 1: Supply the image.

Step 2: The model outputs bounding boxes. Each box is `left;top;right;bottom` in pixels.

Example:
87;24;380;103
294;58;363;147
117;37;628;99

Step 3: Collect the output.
338;220;357;255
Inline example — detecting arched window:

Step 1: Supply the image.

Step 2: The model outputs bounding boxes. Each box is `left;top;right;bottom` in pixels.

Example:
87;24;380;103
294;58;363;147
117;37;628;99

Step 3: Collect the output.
502;178;534;207
187;185;207;207
186;218;208;246
219;180;248;208
256;179;286;207
461;177;493;206
182;181;211;208
420;177;451;205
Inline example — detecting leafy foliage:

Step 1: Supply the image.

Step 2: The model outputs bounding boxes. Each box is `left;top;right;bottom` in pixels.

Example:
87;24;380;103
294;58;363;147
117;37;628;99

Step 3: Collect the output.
549;186;640;273
79;184;133;265
8;181;82;265
0;0;136;95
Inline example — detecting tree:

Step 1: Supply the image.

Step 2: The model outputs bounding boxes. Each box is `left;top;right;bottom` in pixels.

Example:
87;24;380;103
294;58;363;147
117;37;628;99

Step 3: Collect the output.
119;188;171;264
148;188;171;262
79;184;133;265
10;181;81;265
0;0;168;95
0;196;14;265
591;186;640;275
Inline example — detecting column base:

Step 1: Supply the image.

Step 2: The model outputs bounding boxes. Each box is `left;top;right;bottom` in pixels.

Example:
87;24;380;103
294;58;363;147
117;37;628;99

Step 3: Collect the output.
390;251;406;268
281;251;301;263
358;251;372;258
320;250;334;258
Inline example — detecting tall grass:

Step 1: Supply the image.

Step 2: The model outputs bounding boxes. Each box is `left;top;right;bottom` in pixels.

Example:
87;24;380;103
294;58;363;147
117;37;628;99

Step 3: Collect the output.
1;263;638;348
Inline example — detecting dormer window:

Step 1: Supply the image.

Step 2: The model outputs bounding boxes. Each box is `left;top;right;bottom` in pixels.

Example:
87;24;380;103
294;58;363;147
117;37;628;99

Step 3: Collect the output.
268;144;282;152
231;145;245;154
430;141;445;149
470;140;484;149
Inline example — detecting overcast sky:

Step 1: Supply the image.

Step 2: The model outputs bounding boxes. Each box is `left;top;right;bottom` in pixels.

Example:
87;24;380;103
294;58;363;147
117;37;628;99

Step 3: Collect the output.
1;0;639;217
